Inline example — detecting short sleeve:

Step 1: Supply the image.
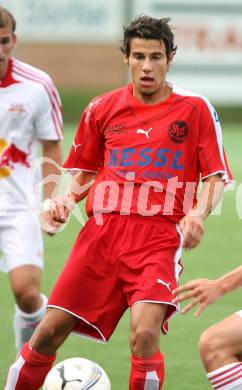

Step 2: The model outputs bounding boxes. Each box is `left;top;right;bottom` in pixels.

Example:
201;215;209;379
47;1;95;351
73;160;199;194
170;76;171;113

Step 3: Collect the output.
35;79;63;141
63;103;104;173
198;100;233;184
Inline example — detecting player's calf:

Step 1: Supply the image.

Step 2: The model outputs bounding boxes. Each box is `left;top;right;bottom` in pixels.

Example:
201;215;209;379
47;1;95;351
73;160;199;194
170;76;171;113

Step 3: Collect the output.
199;324;242;389
129;351;165;390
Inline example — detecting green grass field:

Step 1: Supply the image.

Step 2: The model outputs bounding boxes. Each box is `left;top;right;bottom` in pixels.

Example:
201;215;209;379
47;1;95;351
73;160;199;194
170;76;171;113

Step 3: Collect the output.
0;124;242;389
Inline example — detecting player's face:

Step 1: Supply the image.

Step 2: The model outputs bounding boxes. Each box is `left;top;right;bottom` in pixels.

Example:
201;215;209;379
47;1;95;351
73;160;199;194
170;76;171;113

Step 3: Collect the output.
125;38;173;104
0;25;16;80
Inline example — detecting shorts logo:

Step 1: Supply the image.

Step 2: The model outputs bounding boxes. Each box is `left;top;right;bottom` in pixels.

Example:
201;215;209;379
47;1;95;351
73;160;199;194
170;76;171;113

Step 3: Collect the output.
168;121;188;143
72;141;82;152
157;278;171;291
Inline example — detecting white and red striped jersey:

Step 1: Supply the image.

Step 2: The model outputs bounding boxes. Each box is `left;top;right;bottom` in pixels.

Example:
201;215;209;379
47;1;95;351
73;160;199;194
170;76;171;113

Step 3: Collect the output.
0;57;63;212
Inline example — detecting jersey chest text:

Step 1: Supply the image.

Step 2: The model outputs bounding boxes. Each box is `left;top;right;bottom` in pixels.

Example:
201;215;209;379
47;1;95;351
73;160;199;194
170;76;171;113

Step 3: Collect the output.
106;147;184;171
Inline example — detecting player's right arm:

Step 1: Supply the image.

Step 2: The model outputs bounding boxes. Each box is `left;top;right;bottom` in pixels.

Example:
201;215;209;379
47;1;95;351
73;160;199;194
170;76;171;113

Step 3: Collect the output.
172;265;242;317
52;170;96;223
42;97;103;229
43;170;96;226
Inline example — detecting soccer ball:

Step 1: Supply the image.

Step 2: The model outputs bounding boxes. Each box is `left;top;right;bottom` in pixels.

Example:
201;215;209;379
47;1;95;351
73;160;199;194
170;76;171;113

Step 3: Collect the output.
43;357;111;389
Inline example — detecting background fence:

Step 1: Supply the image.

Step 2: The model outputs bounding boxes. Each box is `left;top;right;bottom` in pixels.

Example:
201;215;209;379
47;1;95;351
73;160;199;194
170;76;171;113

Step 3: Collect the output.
1;0;241;121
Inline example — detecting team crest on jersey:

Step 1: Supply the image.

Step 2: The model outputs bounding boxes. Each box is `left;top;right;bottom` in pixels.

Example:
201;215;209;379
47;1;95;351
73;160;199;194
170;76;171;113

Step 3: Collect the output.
168;121;188;143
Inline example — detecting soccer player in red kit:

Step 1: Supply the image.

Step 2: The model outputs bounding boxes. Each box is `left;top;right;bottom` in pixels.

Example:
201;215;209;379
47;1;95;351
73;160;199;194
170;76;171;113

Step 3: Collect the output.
5;15;233;390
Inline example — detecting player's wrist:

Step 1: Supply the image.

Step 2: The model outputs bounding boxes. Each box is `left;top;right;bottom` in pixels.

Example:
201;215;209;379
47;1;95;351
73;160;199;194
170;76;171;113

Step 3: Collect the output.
217;278;229;296
186;209;205;221
42;198;52;212
66;192;76;209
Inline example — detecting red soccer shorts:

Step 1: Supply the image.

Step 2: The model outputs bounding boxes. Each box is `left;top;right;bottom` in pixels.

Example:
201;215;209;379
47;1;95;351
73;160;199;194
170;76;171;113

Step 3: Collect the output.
48;214;183;342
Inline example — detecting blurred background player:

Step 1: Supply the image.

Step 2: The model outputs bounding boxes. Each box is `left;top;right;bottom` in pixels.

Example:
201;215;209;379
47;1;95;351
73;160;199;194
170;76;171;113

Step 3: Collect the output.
173;265;242;389
0;6;63;352
5;15;232;390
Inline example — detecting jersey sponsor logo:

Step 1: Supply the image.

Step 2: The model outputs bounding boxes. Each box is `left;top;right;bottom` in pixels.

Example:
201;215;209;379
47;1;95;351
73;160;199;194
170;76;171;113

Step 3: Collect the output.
72;141;82;152
0;139;30;178
157;278;172;291
136;127;153;139
106;122;127;135
107;147;184;170
168;121;188;143
8;103;26;114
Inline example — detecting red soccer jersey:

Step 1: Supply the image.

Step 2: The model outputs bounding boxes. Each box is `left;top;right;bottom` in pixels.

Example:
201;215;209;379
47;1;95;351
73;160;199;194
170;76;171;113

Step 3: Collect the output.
63;83;233;223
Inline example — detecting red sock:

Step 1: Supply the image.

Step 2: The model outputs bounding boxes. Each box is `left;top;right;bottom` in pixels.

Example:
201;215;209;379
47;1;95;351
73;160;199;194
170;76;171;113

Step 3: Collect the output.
5;342;56;390
129;350;165;390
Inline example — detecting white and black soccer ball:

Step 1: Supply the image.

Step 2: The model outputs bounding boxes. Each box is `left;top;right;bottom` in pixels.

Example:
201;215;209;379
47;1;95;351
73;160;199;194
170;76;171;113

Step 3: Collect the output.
43;357;111;390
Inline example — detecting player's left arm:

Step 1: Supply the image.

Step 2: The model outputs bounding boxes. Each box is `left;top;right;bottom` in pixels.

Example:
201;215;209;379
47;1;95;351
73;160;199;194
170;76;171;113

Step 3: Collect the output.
179;173;224;250
41;140;63;200
180;100;233;251
172;265;242;317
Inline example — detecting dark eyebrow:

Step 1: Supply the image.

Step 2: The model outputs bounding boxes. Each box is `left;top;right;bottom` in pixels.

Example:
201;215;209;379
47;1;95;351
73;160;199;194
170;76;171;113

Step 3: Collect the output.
132;51;163;56
151;52;163;56
132;51;144;55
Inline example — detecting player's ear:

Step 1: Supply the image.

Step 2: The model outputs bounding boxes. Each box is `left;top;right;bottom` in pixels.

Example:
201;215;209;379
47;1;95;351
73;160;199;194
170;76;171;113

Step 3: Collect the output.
124;55;129;65
12;34;17;48
167;54;174;71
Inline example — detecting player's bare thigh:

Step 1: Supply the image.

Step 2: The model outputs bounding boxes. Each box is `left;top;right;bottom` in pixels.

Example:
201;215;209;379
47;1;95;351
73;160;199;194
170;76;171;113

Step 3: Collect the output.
201;312;242;361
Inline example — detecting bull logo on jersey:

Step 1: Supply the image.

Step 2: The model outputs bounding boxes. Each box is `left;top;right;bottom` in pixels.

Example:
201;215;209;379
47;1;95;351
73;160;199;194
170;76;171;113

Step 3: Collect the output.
168;121;188;143
8;104;26;114
0;138;30;179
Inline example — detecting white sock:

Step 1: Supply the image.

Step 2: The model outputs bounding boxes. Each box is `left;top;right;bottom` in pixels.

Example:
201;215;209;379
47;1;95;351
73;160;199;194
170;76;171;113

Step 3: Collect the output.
208;363;242;389
13;293;48;352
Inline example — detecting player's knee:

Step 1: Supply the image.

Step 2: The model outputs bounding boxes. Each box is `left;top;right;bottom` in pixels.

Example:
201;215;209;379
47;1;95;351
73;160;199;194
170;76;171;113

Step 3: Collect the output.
13;285;40;312
130;326;158;355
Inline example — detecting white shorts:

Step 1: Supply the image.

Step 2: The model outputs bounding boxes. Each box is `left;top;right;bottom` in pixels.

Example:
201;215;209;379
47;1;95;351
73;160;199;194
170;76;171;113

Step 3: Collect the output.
0;210;43;273
236;310;242;318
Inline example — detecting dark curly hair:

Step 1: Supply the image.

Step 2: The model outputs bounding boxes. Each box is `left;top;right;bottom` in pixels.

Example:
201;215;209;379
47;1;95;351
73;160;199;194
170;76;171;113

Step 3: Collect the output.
120;15;177;60
0;6;16;33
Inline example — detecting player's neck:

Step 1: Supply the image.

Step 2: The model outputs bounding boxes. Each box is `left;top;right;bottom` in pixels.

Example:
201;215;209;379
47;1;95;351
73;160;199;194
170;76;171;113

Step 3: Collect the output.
0;60;9;81
133;82;172;105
